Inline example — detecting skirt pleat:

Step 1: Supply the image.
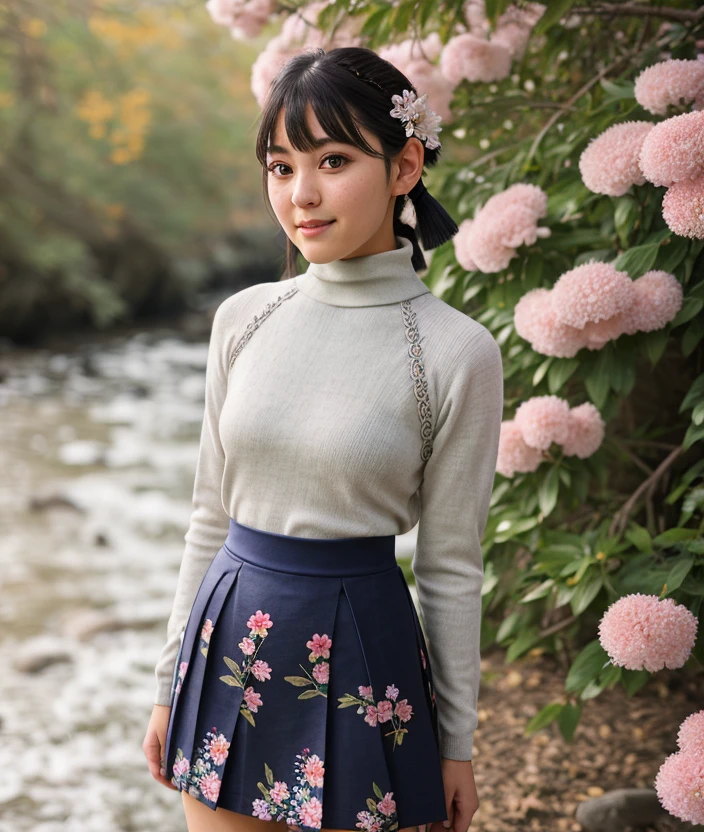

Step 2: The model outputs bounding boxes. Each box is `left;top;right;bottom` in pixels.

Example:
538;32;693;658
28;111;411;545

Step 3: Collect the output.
163;519;449;831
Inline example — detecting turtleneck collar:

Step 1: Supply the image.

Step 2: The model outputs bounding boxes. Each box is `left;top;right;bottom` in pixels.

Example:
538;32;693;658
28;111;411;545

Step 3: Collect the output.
294;234;432;308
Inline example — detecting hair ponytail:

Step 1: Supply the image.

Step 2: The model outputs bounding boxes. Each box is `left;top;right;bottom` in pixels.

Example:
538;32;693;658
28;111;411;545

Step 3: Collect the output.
393;179;459;271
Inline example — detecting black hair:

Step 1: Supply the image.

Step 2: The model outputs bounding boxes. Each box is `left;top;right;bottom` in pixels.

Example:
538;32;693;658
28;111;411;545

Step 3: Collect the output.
254;45;458;278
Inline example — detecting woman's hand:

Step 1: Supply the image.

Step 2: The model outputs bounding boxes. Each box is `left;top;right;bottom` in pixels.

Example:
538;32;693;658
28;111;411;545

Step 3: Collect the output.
143;704;179;791
427;758;479;832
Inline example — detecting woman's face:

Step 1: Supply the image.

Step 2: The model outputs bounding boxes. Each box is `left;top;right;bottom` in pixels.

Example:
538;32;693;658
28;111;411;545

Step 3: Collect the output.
265;102;422;263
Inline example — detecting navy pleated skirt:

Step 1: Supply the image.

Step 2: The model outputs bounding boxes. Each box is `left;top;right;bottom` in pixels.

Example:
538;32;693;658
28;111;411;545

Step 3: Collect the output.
164;518;448;831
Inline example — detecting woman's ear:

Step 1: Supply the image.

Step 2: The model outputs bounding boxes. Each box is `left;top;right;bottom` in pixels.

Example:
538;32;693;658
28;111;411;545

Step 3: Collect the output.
392;137;425;197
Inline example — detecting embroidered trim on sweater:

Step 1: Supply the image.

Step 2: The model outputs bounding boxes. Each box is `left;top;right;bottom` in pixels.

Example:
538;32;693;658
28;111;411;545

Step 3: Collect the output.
400;299;434;462
229;285;299;369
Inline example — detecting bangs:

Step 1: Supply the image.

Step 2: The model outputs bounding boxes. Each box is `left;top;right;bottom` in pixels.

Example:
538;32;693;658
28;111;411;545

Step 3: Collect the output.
255;63;383;165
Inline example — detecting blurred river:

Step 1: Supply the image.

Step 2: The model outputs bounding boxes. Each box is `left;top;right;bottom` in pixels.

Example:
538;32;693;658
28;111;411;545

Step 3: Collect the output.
0;315;419;832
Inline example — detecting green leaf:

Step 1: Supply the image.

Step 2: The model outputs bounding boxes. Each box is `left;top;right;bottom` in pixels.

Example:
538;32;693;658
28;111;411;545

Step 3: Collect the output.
557;701;582;741
671;297;704;328
612;239;662;278
284;676;313;686
584;360;611;409
538;465;561;516
664;555;695;592
652;528;700;547
625;524;653;553
265;763;274;786
298;689;322;699
373;782;384;800
645;328;668;366
519;578;555;604
680;373;704;412
506;627;543;662
525;702;563;733
570;572;604;616
599;79;635;101
621;669;650;696
548;358;580;393
683;315;704;357
533;356;553;386
565;640;610;694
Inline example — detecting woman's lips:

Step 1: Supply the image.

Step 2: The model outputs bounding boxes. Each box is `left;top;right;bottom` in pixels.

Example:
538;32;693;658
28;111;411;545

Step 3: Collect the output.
298;221;335;237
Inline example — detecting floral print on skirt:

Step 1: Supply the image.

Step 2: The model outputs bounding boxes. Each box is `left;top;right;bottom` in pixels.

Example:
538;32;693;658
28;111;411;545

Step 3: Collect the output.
163;518;448;831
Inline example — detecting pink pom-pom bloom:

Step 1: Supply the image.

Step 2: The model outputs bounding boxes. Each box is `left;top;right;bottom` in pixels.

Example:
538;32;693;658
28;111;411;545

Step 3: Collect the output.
251;37;298;109
496;420;543;477
378;36;454;123
620;270;684;335
439;33;512;85
579;121;655;196
639;110;704;187
662;176;704;239
514;395;571;450
561;403;605;458
514;288;587;358
551;261;634;328
634;58;704;115
654;751;704;825
677;710;704;755
206;0;275;39
598;593;698;672
453;184;551;273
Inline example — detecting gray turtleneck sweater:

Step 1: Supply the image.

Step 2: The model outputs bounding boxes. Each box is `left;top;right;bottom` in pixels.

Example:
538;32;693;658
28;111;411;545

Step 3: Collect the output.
154;235;504;761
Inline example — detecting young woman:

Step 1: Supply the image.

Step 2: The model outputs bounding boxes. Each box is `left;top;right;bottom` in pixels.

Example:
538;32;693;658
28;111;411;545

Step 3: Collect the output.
143;45;504;832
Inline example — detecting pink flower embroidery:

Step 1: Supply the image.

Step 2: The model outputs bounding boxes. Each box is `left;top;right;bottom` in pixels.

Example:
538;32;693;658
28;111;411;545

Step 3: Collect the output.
394;699;413;722
364;705;378;727
247;609;273;637
199;770;221;802
312;661;330;685
239;636;256;655
306;633;332;659
270;781;290;805
207;732;230;766
385;684;399;701
376;701;393;723
286;632;332;699
420;648;426;670
252;798;272;820
302;754;325;788
201;618;214;644
173;756;190;778
358;685;373;697
251;659;272;681
243;686;263;713
377;793;397;817
355;784;398;831
298;796;323;828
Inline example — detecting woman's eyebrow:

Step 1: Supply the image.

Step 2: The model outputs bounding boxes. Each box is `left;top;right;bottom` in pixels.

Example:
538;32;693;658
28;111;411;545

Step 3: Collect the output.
267;137;345;155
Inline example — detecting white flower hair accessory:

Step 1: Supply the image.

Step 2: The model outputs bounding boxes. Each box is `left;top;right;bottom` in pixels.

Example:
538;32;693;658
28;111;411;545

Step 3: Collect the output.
389;89;443;150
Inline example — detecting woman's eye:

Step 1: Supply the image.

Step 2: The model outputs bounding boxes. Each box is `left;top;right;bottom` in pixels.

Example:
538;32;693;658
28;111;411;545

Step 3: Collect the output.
267;154;349;176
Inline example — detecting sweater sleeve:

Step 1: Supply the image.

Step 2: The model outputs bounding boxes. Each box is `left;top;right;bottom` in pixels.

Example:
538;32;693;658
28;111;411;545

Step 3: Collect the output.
153;297;234;706
412;326;504;761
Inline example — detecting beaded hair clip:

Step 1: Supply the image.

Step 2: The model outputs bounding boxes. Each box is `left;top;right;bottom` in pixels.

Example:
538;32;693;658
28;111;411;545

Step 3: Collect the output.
347;66;442;150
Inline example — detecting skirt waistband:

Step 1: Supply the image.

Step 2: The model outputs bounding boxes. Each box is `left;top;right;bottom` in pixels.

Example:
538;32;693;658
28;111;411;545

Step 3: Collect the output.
222;518;397;577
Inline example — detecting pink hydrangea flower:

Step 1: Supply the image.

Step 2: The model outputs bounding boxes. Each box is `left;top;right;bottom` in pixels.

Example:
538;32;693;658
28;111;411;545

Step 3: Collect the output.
251;38;296;109
491;2;545;61
579;121;654;196
598;593;698;672
439;32;512;85
496;420;544;477
453;185;550;273
206;0;275;39
662;176;704;239
634;58;704;115
378;35;454;122
654;751;704;825
579;314;628;349
514;287;587;357
620;270;684;334
514;395;571;450
561;403;605;458
677;710;704;755
551;261;634;328
639;110;704;186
